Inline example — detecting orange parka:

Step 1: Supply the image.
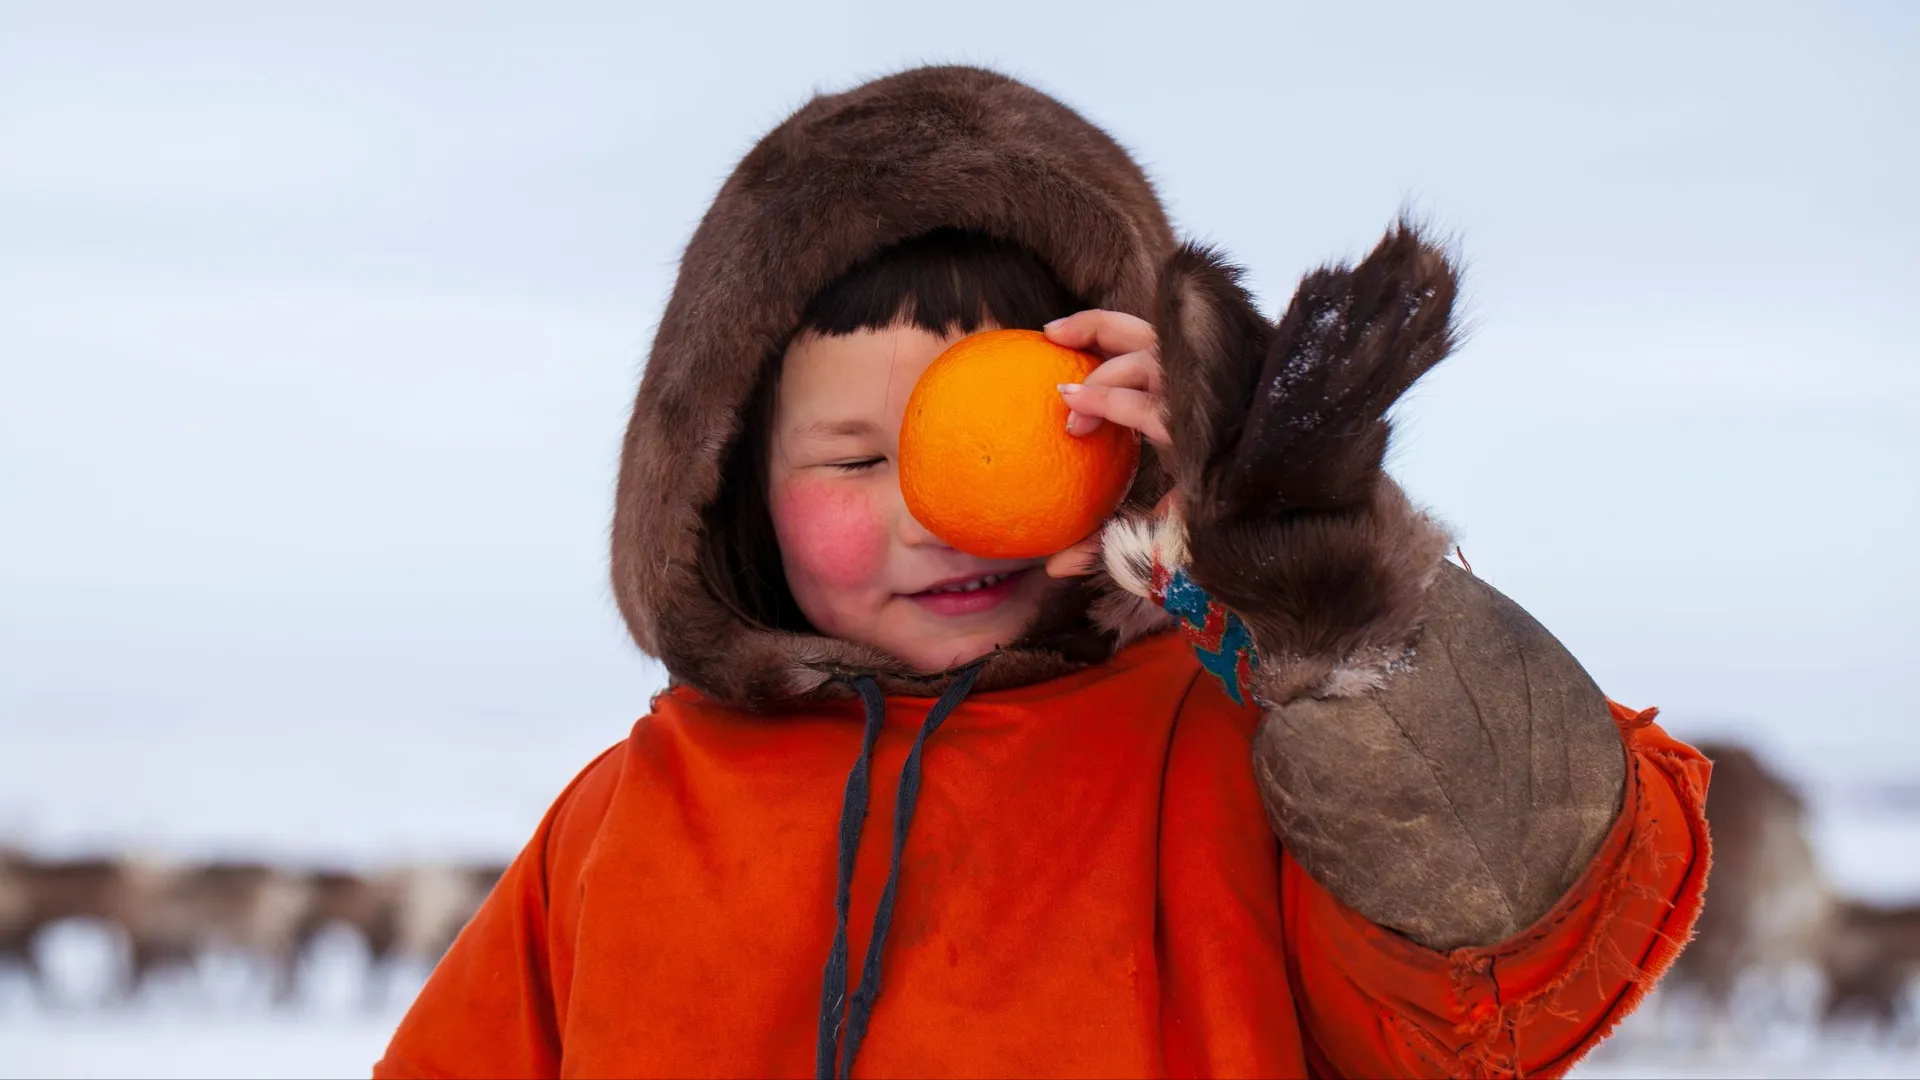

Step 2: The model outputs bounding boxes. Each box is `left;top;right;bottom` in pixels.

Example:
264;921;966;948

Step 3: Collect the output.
377;633;1707;1078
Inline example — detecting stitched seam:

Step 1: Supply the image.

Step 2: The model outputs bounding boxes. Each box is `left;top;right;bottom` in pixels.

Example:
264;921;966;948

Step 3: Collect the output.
1488;751;1645;959
1435;632;1531;921
1517;638;1536;817
1436;633;1501;766
1377;696;1518;934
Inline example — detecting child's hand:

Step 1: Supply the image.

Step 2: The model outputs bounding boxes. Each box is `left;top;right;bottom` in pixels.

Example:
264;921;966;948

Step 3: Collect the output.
1045;310;1172;447
1042;310;1174;579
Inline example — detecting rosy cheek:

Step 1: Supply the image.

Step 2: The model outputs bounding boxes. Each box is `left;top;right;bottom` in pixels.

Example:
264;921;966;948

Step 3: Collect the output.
770;477;891;591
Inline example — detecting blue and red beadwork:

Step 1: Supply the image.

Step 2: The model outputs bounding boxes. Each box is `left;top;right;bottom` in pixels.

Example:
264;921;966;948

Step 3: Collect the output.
1150;561;1260;706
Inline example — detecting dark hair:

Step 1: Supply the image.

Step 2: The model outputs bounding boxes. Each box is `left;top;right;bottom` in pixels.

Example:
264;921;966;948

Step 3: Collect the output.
699;229;1088;633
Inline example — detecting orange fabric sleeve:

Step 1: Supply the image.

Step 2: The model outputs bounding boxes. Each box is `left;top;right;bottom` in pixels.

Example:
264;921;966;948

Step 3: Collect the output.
1280;704;1711;1079
374;742;627;1080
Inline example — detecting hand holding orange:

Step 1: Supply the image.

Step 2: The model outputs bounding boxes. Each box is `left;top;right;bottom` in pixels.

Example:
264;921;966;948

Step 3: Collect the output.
898;328;1141;560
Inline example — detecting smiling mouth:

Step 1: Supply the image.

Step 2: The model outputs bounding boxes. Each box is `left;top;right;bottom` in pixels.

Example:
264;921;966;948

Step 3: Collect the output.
918;570;1018;595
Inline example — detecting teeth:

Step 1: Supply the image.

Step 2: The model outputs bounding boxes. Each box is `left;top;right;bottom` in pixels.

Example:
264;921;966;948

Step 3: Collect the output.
930;572;1010;594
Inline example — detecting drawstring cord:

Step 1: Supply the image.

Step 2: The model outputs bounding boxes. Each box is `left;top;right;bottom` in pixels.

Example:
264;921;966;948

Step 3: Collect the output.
816;663;983;1080
815;676;886;1079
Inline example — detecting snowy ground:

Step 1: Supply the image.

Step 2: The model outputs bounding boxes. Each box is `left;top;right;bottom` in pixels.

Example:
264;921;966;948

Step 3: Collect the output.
3;1008;406;1080
4;712;1918;1078
6;983;1917;1079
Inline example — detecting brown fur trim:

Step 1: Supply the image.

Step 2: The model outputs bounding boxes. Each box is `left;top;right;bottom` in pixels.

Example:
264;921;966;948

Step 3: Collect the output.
1153;221;1460;703
609;66;1178;707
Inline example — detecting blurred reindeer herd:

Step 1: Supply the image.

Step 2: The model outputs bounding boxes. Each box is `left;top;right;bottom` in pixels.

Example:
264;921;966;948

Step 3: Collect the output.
0;848;503;1008
1654;740;1920;1042
5;737;1920;1035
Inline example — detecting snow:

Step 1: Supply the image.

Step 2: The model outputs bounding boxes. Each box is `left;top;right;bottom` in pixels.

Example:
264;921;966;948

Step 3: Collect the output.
2;1010;404;1080
4;714;1919;1078
0;923;420;1078
6;978;1919;1078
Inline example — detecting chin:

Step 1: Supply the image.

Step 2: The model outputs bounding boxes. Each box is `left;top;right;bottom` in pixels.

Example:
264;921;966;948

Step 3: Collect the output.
899;606;1045;673
892;641;995;675
926;633;1013;672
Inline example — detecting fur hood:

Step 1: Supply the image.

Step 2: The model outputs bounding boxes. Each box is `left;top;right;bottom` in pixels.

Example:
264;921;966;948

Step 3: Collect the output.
610;65;1178;708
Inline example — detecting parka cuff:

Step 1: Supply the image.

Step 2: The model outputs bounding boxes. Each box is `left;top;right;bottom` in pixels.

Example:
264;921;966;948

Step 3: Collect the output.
1280;703;1711;1079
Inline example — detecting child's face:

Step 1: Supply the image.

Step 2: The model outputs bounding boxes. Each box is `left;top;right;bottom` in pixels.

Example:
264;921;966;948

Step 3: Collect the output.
768;323;1061;673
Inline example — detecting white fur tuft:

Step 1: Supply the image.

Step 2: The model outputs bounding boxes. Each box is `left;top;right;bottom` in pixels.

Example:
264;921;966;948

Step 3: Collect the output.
1100;512;1189;599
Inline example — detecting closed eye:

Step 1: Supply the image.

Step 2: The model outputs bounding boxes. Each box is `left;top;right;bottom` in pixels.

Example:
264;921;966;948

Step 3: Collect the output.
828;457;886;473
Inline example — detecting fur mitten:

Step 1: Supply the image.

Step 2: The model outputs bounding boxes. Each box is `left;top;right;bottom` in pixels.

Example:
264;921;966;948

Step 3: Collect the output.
1104;222;1625;949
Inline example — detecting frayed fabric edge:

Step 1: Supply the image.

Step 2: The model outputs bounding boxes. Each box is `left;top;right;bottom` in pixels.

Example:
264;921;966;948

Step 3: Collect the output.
1438;703;1713;1079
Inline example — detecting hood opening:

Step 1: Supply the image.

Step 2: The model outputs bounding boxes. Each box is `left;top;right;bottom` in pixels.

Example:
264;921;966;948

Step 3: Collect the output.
698;228;1093;641
611;65;1179;708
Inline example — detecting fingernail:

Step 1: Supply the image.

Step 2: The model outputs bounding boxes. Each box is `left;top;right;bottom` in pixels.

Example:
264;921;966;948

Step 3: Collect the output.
1057;382;1082;395
1044;318;1064;330
1065;410;1081;433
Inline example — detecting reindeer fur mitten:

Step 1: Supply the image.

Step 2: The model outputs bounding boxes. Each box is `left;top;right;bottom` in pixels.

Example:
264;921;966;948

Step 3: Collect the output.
1103;223;1626;950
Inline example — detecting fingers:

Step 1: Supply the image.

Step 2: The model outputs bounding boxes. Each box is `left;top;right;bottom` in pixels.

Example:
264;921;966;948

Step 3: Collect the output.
1082;349;1163;395
1059;382;1171;446
1045;535;1104;578
1057;349;1167;443
1045;309;1157;359
1048;309;1169;445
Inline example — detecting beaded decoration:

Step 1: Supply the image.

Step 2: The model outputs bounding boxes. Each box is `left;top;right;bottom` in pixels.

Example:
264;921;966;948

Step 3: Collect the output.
1150;560;1259;707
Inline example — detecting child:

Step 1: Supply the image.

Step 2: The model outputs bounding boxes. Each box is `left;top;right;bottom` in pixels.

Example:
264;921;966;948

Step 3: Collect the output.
377;66;1709;1079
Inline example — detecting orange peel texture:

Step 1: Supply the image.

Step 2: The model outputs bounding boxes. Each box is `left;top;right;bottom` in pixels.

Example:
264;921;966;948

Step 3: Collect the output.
899;329;1140;560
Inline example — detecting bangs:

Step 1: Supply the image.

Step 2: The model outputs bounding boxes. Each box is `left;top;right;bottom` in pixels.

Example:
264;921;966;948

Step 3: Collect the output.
798;228;1086;337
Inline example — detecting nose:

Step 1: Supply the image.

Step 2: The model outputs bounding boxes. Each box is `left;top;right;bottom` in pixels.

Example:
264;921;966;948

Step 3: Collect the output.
895;503;954;551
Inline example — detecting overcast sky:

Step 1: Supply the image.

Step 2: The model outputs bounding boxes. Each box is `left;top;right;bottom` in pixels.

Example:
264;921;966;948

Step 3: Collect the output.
2;2;1915;774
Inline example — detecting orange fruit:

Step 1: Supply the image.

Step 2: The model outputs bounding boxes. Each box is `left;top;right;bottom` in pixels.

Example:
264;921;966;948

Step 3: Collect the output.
898;329;1140;560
